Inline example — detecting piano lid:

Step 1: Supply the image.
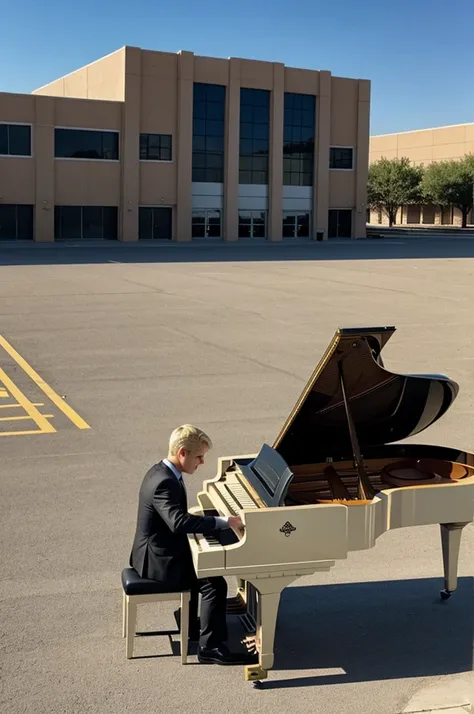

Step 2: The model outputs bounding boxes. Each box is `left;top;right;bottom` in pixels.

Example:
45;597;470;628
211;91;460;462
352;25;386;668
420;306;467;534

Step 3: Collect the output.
273;326;459;466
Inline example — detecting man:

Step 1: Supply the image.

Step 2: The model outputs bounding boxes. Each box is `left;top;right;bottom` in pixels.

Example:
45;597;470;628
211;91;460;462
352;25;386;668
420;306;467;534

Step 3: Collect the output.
130;424;256;665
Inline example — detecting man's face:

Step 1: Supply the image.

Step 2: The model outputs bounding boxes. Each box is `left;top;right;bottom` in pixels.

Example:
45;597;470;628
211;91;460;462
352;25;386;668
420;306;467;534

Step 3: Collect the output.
178;444;209;474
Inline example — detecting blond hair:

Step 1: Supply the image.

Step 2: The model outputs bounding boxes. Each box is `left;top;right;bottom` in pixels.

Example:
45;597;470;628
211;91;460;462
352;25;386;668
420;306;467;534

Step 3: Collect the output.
168;424;213;456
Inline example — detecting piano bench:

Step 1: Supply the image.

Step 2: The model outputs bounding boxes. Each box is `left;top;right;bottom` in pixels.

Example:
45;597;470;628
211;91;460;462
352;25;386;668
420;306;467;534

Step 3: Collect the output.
121;568;191;663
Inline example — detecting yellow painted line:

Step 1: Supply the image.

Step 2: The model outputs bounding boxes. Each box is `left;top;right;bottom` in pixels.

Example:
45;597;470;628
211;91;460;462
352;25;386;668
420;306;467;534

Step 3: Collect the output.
0;429;47;437
0;402;44;409
0;414;54;423
0;367;56;434
0;335;90;430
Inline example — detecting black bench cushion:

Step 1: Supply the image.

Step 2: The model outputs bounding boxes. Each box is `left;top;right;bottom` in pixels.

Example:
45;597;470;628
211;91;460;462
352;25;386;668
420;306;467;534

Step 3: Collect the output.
121;568;184;596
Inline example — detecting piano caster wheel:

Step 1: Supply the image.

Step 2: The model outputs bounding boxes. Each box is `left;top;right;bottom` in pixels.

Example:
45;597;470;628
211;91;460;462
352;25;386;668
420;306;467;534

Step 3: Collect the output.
440;589;452;601
245;665;267;683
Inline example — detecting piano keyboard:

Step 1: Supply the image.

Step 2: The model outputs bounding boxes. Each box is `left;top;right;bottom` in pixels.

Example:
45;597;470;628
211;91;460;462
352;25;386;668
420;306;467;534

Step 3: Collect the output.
214;476;260;514
194;533;221;551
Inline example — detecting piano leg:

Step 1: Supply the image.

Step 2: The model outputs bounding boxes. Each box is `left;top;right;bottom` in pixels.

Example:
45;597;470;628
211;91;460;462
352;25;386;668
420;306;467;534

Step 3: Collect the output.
244;576;298;684
440;522;469;600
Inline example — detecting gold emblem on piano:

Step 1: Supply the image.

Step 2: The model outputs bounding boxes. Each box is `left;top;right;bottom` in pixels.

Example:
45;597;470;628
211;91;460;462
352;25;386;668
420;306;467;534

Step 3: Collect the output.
280;521;296;537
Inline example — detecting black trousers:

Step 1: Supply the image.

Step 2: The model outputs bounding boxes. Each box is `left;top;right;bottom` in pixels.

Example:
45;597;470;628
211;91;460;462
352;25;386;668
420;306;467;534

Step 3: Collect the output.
188;575;228;648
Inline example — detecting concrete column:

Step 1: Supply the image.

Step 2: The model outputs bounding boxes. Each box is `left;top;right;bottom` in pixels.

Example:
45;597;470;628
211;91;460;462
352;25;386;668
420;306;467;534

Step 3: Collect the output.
176;51;194;242
224;59;240;242
355;80;370;239
313;71;331;240
120;47;141;241
34;96;55;242
268;63;284;241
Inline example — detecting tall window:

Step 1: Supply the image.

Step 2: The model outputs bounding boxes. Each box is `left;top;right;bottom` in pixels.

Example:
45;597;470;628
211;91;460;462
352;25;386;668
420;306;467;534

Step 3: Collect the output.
140;134;172;161
54;206;118;240
283;93;315;186
55;129;119;160
0;205;34;239
0;124;31;156
192;83;225;183
239;88;270;185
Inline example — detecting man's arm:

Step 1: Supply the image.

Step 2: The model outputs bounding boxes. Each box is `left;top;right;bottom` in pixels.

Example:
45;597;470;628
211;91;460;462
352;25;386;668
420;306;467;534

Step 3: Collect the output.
153;480;219;535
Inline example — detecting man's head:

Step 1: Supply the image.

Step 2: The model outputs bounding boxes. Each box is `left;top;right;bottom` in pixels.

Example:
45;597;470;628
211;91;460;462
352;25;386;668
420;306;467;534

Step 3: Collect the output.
167;424;213;474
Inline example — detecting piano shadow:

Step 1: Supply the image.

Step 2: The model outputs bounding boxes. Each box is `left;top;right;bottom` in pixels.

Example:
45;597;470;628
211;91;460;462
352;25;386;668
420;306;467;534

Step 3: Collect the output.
261;576;473;689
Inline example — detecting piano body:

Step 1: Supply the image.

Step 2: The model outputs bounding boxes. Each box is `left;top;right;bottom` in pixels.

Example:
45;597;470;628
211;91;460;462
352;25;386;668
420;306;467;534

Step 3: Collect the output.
187;326;474;683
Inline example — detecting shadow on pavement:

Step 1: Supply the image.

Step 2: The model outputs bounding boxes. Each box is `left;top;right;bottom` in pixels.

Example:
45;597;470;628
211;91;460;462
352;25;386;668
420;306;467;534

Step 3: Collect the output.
1;237;474;266
261;576;473;689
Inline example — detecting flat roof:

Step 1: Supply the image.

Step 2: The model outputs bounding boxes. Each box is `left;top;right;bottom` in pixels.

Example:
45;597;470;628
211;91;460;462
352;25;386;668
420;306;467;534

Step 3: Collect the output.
371;121;474;139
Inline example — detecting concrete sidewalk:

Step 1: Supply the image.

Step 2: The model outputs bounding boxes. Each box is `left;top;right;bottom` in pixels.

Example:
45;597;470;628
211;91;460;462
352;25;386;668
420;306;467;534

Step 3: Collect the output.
400;673;472;713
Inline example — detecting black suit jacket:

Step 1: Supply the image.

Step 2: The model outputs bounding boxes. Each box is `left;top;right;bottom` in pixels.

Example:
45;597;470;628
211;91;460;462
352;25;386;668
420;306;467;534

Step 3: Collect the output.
129;461;217;588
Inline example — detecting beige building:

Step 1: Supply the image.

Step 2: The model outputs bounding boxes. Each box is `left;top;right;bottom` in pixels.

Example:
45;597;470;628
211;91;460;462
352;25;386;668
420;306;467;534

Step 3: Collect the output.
0;45;370;242
369;123;474;226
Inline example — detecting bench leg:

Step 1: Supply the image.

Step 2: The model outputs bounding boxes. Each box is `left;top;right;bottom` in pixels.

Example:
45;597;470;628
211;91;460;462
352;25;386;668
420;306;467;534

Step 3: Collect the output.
125;597;137;659
180;592;190;664
122;592;127;638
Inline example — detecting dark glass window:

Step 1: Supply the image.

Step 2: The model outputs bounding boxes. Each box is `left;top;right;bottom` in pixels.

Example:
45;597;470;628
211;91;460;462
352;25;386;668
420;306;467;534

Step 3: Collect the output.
138;207;172;240
239;88;270;185
0;124;31;156
54;206;118;239
55;129;119;160
283;93;315;187
82;206;103;240
17;205;34;239
140;133;172;161
192;83;225;183
330;147;353;170
0;204;33;240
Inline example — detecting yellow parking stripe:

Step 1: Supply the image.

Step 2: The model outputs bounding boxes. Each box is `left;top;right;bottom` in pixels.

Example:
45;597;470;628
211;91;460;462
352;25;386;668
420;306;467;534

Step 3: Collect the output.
0;402;44;409
0;429;52;437
0;335;90;430
0;414;54;422
0;367;56;434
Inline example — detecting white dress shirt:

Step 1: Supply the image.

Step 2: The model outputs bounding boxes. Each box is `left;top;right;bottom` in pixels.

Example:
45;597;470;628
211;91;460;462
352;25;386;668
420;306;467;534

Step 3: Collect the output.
163;459;229;529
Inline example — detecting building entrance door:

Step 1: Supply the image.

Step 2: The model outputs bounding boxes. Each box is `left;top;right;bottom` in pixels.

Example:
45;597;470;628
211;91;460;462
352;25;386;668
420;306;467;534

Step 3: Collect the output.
282;212;310;238
328;209;352;238
192;210;221;238
238;211;267;238
139;207;172;239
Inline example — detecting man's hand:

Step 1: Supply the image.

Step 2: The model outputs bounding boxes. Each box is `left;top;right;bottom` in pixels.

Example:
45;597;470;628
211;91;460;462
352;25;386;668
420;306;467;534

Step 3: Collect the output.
228;515;245;536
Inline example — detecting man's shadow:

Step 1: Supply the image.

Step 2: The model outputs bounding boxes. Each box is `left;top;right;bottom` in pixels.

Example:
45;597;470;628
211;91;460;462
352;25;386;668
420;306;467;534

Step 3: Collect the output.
249;576;473;689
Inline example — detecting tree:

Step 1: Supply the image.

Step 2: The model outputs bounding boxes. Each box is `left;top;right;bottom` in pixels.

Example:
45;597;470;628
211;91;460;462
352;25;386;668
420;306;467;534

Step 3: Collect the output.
421;156;474;228
368;157;423;227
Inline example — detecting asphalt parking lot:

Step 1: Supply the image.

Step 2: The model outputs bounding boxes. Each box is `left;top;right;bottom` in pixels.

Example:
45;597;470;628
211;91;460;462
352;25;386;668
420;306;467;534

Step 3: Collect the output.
1;237;474;714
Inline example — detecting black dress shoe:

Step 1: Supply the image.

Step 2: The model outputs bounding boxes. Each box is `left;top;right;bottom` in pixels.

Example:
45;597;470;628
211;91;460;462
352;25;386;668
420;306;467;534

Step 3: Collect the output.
173;608;200;641
197;643;258;666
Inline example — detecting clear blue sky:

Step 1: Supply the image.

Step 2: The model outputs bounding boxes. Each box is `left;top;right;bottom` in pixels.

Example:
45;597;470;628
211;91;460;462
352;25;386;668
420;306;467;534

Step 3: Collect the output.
1;0;472;135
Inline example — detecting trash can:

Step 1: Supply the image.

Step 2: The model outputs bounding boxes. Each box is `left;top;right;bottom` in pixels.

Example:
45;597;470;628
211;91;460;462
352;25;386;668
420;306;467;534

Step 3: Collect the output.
316;231;324;242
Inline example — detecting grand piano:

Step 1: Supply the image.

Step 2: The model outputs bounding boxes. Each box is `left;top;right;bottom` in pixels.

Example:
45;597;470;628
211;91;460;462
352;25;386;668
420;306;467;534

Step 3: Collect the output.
187;326;474;683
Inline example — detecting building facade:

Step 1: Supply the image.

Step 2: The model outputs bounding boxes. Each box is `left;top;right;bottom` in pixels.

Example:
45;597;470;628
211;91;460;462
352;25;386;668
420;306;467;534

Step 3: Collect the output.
0;46;370;242
369;123;474;226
